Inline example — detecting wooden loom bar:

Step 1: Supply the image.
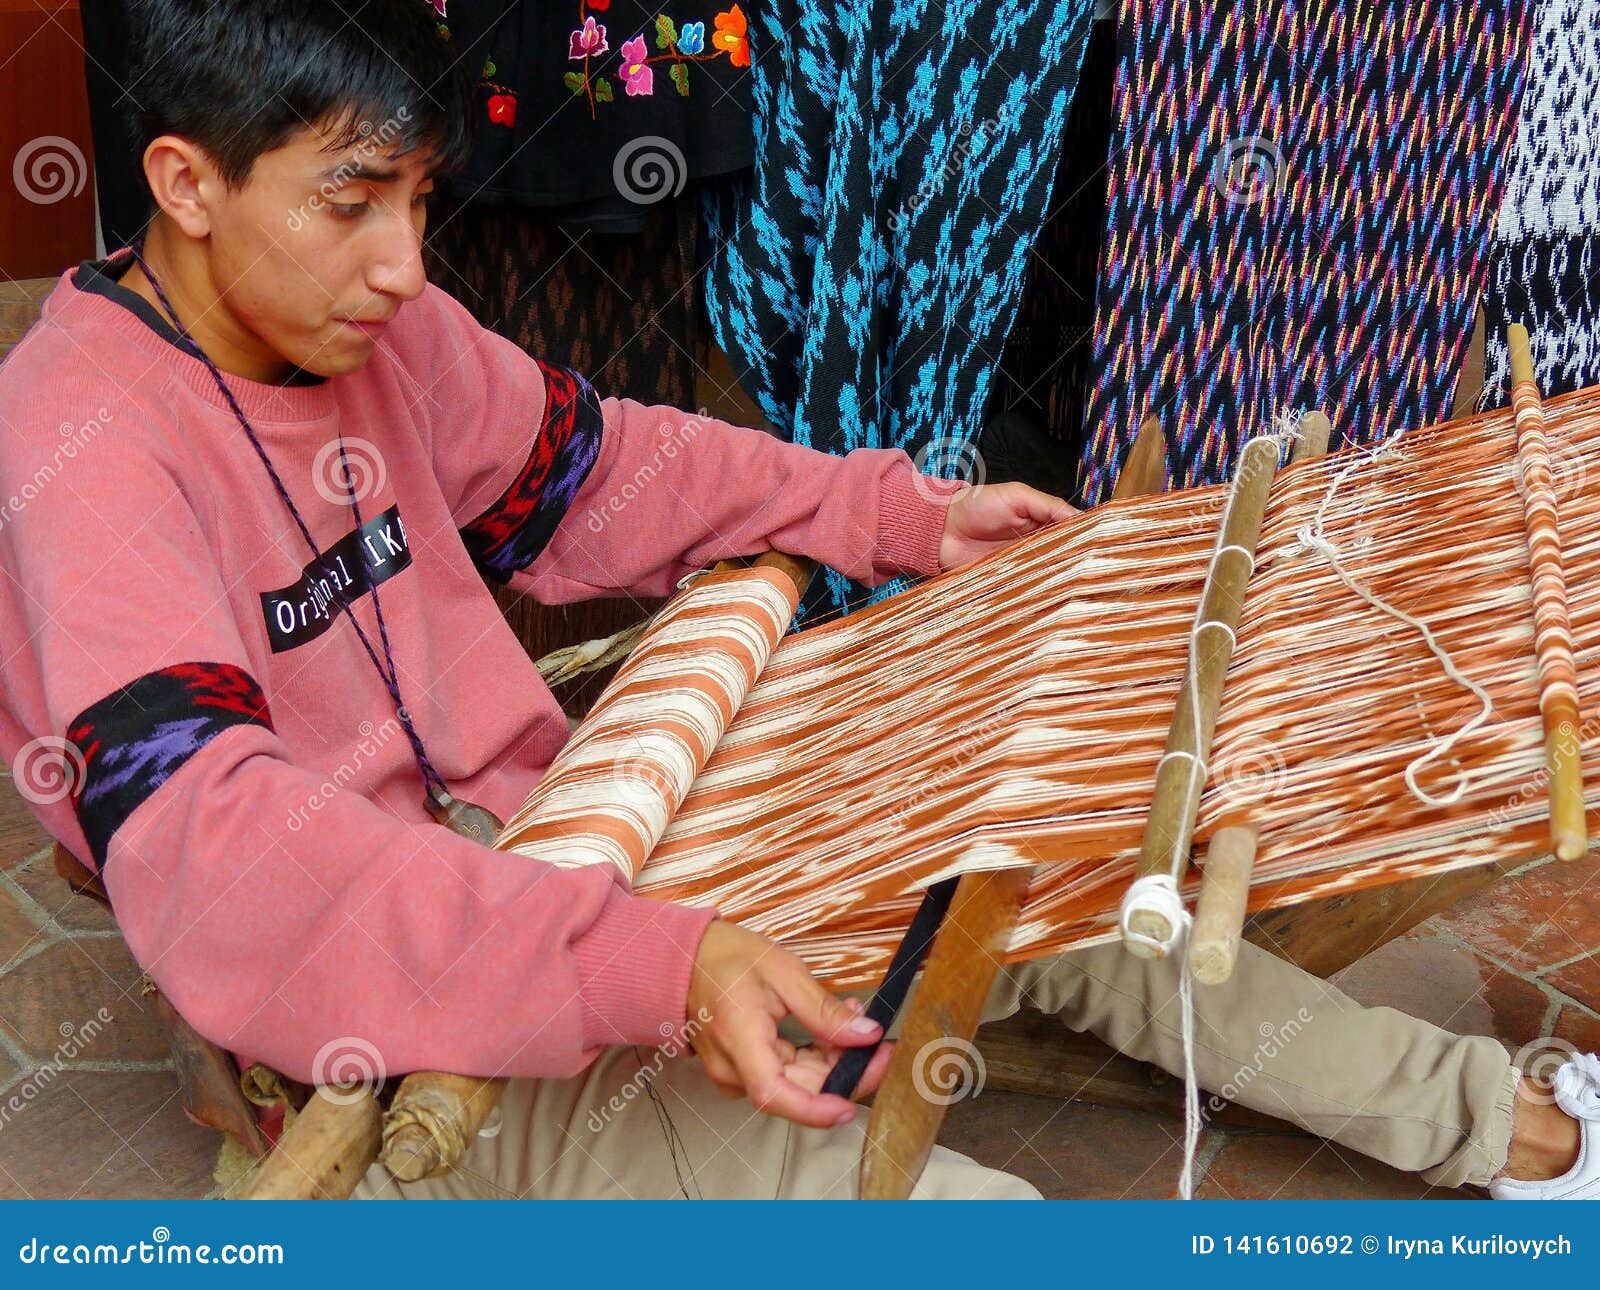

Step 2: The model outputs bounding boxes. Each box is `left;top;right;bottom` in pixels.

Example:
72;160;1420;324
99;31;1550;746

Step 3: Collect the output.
1121;432;1283;954
854;416;1172;1200
242;1086;383;1200
1507;325;1588;863
1188;411;1331;983
373;549;817;1185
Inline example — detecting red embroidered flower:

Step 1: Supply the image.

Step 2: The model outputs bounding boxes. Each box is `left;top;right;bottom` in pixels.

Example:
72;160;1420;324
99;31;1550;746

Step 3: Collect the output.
712;5;749;67
487;93;517;128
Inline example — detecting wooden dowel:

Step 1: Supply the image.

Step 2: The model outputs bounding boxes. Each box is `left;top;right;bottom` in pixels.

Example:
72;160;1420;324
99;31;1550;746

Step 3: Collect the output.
1507;324;1588;862
1188;410;1334;983
1290;410;1331;463
242;1086;382;1200
381;1072;503;1182
1188;824;1258;984
1122;433;1282;955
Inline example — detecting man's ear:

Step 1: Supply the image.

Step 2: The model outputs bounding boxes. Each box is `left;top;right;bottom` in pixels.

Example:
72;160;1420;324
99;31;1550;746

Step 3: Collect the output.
141;135;220;241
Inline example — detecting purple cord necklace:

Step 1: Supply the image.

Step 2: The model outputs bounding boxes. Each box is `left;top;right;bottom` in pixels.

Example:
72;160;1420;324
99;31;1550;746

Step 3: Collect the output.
128;241;502;845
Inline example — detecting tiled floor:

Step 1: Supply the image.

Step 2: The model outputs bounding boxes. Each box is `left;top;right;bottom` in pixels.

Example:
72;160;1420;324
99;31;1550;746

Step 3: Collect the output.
3;768;1598;1200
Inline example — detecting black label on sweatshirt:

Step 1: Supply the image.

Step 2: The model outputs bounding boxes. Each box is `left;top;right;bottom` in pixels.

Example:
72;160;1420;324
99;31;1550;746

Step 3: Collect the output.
260;505;413;653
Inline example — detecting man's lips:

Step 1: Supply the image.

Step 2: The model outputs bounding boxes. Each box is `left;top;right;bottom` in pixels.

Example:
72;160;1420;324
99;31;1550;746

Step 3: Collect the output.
339;316;393;339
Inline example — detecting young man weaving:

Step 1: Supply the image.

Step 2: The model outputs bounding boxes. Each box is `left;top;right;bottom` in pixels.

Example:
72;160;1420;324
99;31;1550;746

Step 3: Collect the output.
0;0;1596;1200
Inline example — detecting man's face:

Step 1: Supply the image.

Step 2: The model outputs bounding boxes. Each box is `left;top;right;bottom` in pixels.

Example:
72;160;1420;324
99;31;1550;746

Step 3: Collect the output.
205;115;436;379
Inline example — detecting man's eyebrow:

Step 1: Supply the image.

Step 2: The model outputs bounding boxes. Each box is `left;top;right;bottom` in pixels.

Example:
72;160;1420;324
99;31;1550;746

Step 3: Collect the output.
314;158;403;184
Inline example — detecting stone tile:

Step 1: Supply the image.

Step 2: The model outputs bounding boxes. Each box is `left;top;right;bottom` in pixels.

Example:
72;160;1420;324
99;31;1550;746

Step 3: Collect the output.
1542;954;1600;1011
0;1070;219;1199
940;1088;1199;1198
1331;935;1546;1048
1552;1006;1600;1057
9;850;113;934
0;937;166;1063
0;883;49;972
1197;1133;1477;1200
1425;861;1600;973
0;782;51;867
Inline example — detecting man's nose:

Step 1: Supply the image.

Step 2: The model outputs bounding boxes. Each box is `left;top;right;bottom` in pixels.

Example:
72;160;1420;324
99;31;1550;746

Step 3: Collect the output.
367;215;427;302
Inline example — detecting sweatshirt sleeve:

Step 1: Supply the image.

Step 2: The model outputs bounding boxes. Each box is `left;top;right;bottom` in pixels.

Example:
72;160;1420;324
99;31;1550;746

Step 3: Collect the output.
0;425;716;1084
412;285;961;603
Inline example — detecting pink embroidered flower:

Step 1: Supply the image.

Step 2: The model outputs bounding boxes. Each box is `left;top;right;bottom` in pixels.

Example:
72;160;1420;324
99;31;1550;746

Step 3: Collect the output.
430;0;447;16
619;35;654;96
568;16;608;60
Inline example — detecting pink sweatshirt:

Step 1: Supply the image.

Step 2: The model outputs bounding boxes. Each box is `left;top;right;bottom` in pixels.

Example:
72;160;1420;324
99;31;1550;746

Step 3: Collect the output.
0;253;955;1085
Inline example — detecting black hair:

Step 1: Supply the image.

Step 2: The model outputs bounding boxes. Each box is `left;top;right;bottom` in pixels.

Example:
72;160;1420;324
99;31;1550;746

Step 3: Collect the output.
123;0;474;202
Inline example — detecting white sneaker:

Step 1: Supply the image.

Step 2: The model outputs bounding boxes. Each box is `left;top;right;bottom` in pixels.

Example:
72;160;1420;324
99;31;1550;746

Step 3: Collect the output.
1491;1052;1600;1199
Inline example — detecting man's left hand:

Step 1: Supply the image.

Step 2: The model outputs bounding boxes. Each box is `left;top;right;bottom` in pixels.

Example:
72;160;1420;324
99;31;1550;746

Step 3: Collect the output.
938;482;1077;571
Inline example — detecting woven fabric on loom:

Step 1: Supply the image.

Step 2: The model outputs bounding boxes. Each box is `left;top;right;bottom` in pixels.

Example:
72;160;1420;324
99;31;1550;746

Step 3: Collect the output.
1078;0;1530;504
1481;0;1600;406
494;389;1600;988
701;0;1095;617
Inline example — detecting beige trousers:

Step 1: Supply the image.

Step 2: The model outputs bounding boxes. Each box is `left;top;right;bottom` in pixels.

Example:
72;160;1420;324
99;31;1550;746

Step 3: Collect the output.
353;939;1520;1199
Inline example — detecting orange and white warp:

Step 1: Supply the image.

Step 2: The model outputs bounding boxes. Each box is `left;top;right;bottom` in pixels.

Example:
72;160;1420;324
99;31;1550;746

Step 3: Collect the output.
501;389;1600;989
497;565;799;880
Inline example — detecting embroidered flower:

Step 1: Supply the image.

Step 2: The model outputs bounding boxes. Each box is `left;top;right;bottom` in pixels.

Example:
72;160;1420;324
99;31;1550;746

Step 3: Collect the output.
677;20;705;54
487;93;517;128
429;0;447;16
587;0;610;9
712;5;748;66
619;35;654;95
569;16;608;59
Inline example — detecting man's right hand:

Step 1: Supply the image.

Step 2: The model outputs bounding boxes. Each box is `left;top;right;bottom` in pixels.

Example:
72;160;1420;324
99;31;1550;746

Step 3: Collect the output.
686;919;893;1128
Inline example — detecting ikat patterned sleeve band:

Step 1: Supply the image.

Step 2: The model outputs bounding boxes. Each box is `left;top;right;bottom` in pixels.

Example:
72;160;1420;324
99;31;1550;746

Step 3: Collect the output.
459;360;605;583
66;661;274;870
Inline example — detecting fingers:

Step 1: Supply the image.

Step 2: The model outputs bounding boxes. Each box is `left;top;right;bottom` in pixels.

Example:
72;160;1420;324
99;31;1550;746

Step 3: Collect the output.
772;956;882;1049
725;999;859;1128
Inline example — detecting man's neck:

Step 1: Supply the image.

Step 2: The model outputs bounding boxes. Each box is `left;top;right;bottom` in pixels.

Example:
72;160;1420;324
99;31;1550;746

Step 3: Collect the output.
119;236;297;385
